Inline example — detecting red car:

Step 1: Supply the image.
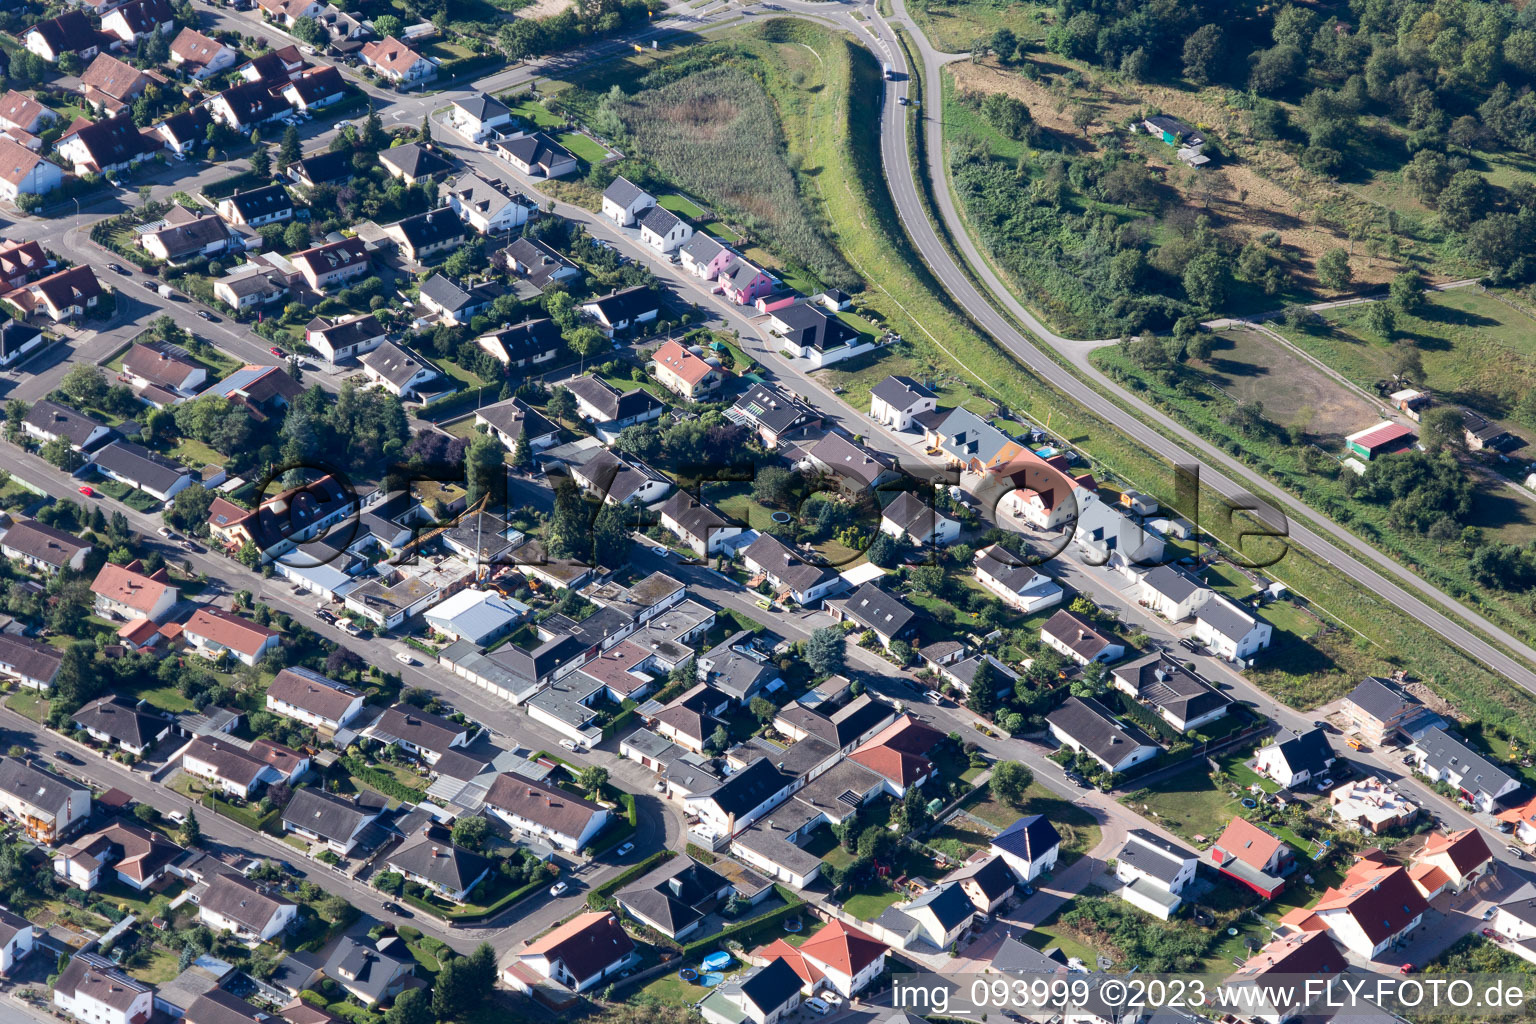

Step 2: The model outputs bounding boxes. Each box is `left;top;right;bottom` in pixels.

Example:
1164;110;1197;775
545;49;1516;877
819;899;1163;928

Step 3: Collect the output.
269;346;283;357
78;486;94;497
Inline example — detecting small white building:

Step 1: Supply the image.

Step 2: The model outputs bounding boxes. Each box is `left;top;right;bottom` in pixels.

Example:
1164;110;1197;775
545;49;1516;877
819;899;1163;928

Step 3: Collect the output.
1114;828;1197;920
1134;565;1214;622
868;374;937;431
600;176;654;226
638;206;692;253
1195;595;1274;661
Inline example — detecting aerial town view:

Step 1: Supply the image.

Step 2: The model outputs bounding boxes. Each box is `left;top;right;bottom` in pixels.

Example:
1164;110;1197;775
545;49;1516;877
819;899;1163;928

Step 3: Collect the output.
0;0;1531;1020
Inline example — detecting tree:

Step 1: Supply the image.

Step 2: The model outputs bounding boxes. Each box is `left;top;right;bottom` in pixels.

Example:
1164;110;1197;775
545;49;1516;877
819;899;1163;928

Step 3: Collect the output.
866;532;900;568
418;113;432;144
1419;406;1466;455
1437;171;1490;231
707;725;729;752
374;13;403;37
451;815;489;851
966;659;998;715
279;125;301;169
60;364;108;407
568;326;607;371
805;627;845;676
1364;301;1396;342
990;760;1034;805
1316;248;1352;290
749;696;777;723
548;387;576;422
901;784;930;832
250;145;270;177
1391;340;1425;383
1248;45;1303;95
179;808;201;847
385;988;432;1024
577;765;609;795
1182;24;1224;85
592;502;629;568
980;93;1034;142
751;466;798;508
511;429;533;470
432;955;473;1019
1389;270;1426;315
465;432;504;505
283;220;309;251
1182;251;1229;311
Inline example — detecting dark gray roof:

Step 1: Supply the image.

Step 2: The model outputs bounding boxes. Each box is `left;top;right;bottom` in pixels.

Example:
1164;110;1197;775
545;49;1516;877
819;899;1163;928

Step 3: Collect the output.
837;582;916;638
476;396;557;444
949;853;1015;901
809;432;896;488
281;787;380;844
729;383;819;436
933;407;1014;465
92;440;191;494
419;273;473;313
946;654;1017;694
389;209;465;252
659;492;734;541
617;885;699;936
371;705;466;754
360;341;434;391
990;936;1068;974
1138;565;1205;604
697;630;781;701
1112;654;1230;726
199;872;293;934
1196;596;1259;641
991;814;1061;864
564;374;663;423
772;301;858;353
1;520;91;567
870;374;935;409
881;491;941;538
500;237;578;289
1045;696;1157;765
905;880;975;931
1041;609;1119;661
223;184;292;221
697;757;792;818
380;142;453;179
24;399;110;447
1266;727;1334;780
478;318;560;363
72;696;165;748
290;148;352;185
1117;828;1194;884
0;633;63;684
581;286;660;327
323;937;412;1004
734;959;802;1017
387;833;492;893
498;132;573;171
1346;676;1419;722
0;757;85;817
680;233;724;264
742;532;834;595
974;545;1044;592
602;176;650;208
639;205;683;235
454;93;509;121
1414;727;1513;796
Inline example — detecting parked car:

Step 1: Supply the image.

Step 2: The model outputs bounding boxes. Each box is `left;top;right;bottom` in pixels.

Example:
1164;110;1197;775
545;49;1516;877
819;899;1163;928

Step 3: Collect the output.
157;527;171;538
805;999;830;1016
615;842;634;857
1509;845;1527;860
549;881;569;897
77;486;95;497
54;750;82;765
558;739;584;752
394;652;414;666
107;263;129;275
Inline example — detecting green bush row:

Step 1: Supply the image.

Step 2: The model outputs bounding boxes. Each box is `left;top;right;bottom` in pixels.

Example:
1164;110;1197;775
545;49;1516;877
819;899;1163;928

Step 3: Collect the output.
339;754;426;802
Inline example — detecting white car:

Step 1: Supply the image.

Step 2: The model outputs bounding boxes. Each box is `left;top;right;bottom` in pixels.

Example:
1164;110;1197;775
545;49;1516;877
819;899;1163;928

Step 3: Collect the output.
616;842;634;857
558;739;583;752
394;652;415;666
821;993;843;1006
805;999;830;1016
340;621;361;636
549;881;569;897
651;546;668;556
157;527;171;538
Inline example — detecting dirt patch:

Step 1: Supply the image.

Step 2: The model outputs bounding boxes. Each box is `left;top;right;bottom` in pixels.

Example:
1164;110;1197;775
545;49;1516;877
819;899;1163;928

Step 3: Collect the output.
1198;329;1378;440
948;61;1396;290
515;0;571;18
1404;680;1470;725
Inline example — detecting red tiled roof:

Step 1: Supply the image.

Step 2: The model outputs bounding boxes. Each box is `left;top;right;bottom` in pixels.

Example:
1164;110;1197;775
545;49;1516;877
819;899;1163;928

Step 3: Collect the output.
1213;817;1287;871
1312;861;1427;947
1418;828;1491;878
182;607;277;657
91;560;175;615
520;911;634;980
797;918;888;977
751;938;823;987
652;339;716;387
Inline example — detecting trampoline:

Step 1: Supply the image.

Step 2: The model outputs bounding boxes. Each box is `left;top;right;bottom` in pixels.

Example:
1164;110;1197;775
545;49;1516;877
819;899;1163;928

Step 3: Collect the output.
679;968;700;983
770;511;793;525
702;952;733;972
1240;798;1257;809
783;918;803;933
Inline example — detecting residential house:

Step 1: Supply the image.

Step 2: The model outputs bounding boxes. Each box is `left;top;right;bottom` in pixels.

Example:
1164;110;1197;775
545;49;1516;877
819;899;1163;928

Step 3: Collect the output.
505;911;635;994
101;0;173;46
564;374;664;433
989;814;1061;883
182;607;280;666
384;830;493;903
1490;887;1536;965
212;262;292;310
727;383;821;447
1072;499;1165;570
483;774;608;851
304;312;385;363
422;588;524;645
71;696;169;756
658;492;741;557
378;142;453;185
477;318;561;369
0;906;32;975
1408;828;1493;899
2;519;92;574
1134;565;1213;622
638;205;692;253
1329;777;1420;834
718;258;773;305
24;12;105;63
580;286;659;338
444;172;536;234
0;92;56;135
879;491;958;548
0;758;89;842
182;737;282;798
949;854;1016;914
684;757;796;841
650;338;725;400
236;45;308;86
198;872;297;943
1045;696;1159;774
679;233;733;280
385;209;466;263
139;211;239;265
846;714;942;796
875;881;974;950
53;821;181;891
1110;653;1231;734
1340;676;1440;748
418;273;498;327
153;107;215;156
696;631;785;704
207;80;290;133
1278;856;1426;961
204;365;303;419
741;532;841;604
0;635;63;690
279;67;346;113
216;185;294;228
617;858;732;940
1254;728;1335;790
360;340;441;400
54;953;152;1024
360;36;434;83
1194;595;1273;662
55;119;158;175
322;937;414;1007
869;374;937;431
169;27;236;79
495;132;577;178
0;140;61;201
90;558;179;622
828;582;916;650
972;544;1063;613
760;919;889;998
498;236;580;292
475;396;560;453
287;149;354;189
570;447;671;506
1114;829;1198;920
281;788;382;855
1409;727;1519;813
448;94;512;142
4;265;105;322
767;302;866;369
122;340;206;395
601;177;654;226
807;433;901;493
924;408;1025;476
1226;932;1346;1024
265;666;364;737
291;238;370;292
698;959;801;1024
0;318;44;368
1039;609;1125;666
77;53;151;114
23;399;112;451
206;474;354;561
1210;817;1292;899
366;704;468;765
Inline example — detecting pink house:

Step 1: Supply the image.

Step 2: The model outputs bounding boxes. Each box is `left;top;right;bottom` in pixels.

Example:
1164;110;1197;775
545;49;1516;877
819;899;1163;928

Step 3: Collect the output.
679;233;735;281
719;259;773;305
756;294;797;315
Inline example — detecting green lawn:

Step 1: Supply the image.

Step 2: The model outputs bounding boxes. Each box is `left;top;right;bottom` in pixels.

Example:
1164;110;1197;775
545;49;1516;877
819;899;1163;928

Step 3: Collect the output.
437;359;490;389
503;96;565;128
169;437;223;469
841;885;904;922
127;946;184;985
707;481;780;533
6;689;47;722
639;967;713;1008
130;683;196;714
1020;902;1099;966
1121;763;1243;844
557;130;609;165
658;194;707;219
967;782;1101;867
439;415;481;439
